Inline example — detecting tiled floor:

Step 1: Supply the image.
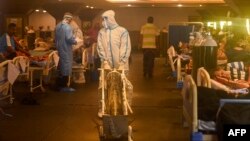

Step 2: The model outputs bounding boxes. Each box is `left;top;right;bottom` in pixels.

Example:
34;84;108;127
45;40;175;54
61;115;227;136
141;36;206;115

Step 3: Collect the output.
0;52;189;141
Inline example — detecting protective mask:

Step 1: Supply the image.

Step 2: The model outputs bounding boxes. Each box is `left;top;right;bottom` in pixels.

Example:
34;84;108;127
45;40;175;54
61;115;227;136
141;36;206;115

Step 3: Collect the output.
102;18;108;29
63;19;69;24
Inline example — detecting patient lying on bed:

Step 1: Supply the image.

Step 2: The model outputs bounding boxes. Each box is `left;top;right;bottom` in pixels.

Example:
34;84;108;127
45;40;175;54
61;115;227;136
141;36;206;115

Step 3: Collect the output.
29;50;53;67
34;38;51;51
213;68;249;89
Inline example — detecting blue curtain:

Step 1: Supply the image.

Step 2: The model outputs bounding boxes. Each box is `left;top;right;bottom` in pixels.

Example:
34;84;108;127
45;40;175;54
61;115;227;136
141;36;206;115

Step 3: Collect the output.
168;25;192;52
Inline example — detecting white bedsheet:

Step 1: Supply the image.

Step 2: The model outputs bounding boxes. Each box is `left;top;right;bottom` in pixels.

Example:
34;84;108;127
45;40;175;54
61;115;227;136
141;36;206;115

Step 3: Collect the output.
198;120;216;131
8;62;20;85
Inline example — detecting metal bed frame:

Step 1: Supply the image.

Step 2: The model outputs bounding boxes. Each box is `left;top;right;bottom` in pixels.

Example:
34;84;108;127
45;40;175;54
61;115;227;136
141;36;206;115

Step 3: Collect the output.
29;51;58;92
182;67;250;141
0;60;14;104
13;56;30;82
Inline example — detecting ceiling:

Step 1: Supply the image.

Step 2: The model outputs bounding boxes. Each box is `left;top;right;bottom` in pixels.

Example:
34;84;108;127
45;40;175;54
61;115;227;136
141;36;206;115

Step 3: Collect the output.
0;0;249;19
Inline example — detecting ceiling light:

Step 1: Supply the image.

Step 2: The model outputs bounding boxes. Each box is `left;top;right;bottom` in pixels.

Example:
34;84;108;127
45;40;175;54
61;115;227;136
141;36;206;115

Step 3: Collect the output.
227;21;232;26
86;5;89;8
90;6;94;9
35;9;39;12
152;4;155;7
199;4;202;7
58;0;62;1
106;0;225;4
127;4;132;7
43;10;47;13
177;4;183;7
107;0;136;2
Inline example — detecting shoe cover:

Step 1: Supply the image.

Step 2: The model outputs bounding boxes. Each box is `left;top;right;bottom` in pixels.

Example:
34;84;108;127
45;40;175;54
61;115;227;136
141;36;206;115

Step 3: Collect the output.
60;87;76;93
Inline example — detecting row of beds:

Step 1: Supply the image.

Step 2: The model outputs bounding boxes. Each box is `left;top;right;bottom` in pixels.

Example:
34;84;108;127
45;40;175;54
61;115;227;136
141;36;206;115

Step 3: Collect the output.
0;50;59;106
0;48;89;108
182;67;250;141
167;47;250;141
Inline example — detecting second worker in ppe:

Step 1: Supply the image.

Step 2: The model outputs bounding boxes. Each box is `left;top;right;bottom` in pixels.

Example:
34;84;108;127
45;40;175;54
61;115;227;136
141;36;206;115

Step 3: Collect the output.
97;10;131;71
55;12;77;92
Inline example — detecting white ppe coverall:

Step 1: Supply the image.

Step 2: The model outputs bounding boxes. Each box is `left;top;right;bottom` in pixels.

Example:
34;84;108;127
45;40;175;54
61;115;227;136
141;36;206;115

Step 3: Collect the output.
97;10;131;70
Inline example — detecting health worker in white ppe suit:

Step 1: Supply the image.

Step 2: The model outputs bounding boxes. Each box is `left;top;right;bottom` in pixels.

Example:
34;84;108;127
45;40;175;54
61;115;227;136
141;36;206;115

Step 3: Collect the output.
97;10;131;71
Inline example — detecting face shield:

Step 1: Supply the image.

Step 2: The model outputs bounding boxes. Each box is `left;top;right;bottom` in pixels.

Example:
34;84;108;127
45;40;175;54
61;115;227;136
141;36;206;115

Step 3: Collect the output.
101;10;117;29
64;17;73;24
102;17;108;29
63;12;73;24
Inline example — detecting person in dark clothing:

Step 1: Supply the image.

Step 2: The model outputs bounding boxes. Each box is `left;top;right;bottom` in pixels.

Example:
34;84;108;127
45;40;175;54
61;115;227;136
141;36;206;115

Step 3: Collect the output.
0;23;30;59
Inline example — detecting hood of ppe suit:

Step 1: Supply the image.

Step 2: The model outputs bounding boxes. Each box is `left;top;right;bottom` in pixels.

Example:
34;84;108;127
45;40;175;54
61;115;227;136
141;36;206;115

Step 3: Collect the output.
102;10;118;29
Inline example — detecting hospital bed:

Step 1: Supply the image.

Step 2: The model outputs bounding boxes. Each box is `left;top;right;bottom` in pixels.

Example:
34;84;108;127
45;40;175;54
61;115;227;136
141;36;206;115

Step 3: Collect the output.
0;60;15;104
176;54;192;88
13;56;30;81
98;68;133;141
167;46;177;78
182;67;250;141
182;73;220;141
29;50;58;92
176;56;183;88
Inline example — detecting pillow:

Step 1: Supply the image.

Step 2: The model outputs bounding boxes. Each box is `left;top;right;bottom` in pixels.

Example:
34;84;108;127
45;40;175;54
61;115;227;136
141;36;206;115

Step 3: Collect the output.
227;61;244;71
230;67;246;81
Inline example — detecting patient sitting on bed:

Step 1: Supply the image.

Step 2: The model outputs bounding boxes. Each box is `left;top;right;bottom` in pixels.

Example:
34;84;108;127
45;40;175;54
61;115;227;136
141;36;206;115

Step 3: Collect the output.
0;23;30;59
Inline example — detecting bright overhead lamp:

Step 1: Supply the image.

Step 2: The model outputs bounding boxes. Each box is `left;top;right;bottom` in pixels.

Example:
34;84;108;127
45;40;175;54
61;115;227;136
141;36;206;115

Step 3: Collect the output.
107;0;137;2
106;0;225;4
246;19;250;35
227;21;232;26
177;4;183;7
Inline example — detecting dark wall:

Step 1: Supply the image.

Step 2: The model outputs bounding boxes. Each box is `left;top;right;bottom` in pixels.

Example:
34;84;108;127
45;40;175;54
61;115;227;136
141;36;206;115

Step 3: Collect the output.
0;12;3;35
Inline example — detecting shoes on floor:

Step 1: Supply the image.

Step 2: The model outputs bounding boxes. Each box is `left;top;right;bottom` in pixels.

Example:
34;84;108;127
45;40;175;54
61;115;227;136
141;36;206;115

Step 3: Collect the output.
60;87;76;93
